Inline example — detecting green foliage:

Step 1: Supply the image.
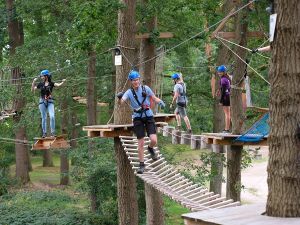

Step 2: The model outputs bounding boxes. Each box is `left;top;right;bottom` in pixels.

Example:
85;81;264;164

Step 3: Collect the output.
0;191;105;225
70;139;118;222
0;150;14;196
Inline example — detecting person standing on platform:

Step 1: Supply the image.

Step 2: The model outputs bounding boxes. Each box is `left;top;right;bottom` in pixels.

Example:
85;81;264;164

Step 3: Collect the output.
216;65;231;133
31;69;66;138
117;70;165;174
170;73;192;134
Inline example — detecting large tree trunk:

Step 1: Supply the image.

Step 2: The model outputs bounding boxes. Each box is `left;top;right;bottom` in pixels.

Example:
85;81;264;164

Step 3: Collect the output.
266;0;300;217
87;49;98;212
210;0;234;195
60;98;69;185
6;0;29;184
114;0;138;224
138;2;165;222
226;1;248;202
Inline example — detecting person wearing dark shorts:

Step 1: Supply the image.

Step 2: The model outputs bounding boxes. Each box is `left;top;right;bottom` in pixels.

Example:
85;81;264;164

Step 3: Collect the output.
117;70;165;174
217;65;231;133
170;73;192;134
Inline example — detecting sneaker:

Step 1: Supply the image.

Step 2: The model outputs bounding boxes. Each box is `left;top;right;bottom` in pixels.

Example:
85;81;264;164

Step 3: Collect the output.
148;146;158;161
50;133;57;138
137;163;145;174
222;130;230;134
187;129;192;134
42;133;46;138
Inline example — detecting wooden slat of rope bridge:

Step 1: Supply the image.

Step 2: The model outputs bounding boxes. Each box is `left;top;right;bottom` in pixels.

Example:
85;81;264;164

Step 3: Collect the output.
202;133;268;146
120;136;240;212
83;113;176;138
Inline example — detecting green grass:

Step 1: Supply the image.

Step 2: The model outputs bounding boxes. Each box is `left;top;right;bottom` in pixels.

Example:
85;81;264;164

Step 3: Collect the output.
164;197;190;225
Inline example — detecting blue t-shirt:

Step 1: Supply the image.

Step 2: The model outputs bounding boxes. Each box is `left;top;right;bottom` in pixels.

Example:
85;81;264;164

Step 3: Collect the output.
122;85;154;118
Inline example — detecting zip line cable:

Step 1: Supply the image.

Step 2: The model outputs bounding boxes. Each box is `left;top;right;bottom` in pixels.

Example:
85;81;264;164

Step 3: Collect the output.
216;35;271;60
134;0;257;68
216;36;270;85
0;47;114;83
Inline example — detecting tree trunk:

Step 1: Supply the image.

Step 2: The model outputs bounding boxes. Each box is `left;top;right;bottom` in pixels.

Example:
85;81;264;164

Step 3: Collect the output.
226;1;248;202
266;0;300;217
114;0;138;224
87;49;98;212
210;0;234;195
6;0;29;183
145;184;164;225
60;98;69;185
70;110;78;166
43;151;54;167
138;2;165;222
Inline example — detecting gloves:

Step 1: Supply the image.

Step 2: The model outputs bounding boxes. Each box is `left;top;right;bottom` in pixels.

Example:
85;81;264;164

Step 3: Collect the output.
158;100;165;109
116;92;124;99
251;48;258;54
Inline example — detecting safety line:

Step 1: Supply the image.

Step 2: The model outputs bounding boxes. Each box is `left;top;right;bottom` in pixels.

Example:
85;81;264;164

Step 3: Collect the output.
216;36;270;85
216;36;270;60
134;0;257;68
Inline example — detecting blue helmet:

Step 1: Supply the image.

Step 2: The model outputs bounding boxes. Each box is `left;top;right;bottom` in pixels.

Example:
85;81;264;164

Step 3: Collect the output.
128;70;140;80
217;65;227;73
171;73;180;79
41;69;50;76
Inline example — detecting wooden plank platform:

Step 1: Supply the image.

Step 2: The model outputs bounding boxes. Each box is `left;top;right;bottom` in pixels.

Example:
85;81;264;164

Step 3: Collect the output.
202;133;268;146
31;135;70;150
83;113;175;138
182;203;300;225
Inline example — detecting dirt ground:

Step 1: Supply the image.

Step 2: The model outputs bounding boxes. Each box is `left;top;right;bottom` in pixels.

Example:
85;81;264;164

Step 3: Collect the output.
222;146;269;204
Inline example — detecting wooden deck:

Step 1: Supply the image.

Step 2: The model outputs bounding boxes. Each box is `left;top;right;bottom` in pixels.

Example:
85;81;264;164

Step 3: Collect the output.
83;113;175;138
31;135;70;150
202;133;268;146
182;203;300;225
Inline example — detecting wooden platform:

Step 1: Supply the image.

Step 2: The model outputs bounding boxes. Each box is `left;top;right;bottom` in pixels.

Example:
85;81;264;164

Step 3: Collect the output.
73;96;108;106
31;135;70;150
182;203;300;225
83;113;175;138
202;133;268;146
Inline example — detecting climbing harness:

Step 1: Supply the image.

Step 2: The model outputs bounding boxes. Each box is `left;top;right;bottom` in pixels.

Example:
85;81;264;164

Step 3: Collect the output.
131;85;150;117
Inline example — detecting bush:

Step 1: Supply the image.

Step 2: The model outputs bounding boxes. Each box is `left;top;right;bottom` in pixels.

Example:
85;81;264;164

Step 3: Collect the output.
0;191;105;225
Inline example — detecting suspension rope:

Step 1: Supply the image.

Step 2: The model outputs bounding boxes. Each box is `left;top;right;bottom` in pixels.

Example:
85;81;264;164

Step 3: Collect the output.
216;36;270;85
216;36;271;60
134;0;257;68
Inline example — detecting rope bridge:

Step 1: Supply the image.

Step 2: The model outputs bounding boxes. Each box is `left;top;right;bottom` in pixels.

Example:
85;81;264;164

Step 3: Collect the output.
120;136;240;212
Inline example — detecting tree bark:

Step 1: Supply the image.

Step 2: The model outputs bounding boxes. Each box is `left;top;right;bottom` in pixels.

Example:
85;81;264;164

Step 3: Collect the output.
266;0;300;217
60;98;69;185
114;0;138;224
87;49;98;212
6;0;29;184
226;0;248;202
70;110;78;166
210;0;234;195
145;184;164;225
138;2;165;222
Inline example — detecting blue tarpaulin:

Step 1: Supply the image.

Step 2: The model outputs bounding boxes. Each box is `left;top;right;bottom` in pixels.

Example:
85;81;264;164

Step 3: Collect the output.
235;113;269;142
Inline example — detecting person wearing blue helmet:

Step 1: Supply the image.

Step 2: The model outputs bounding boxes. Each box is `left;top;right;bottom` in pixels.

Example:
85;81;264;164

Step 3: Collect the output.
170;73;192;134
116;70;166;174
216;65;231;133
31;69;66;138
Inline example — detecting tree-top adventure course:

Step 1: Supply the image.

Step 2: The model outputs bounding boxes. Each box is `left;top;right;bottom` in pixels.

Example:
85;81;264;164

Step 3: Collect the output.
1;0;300;224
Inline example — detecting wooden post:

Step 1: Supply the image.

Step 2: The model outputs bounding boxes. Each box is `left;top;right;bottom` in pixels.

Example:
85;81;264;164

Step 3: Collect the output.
163;125;175;137
191;135;202;150
172;130;182;144
180;133;191;145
